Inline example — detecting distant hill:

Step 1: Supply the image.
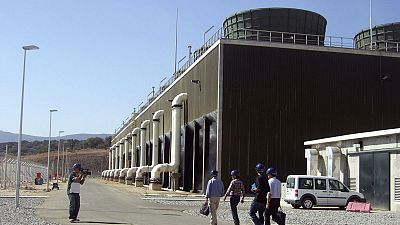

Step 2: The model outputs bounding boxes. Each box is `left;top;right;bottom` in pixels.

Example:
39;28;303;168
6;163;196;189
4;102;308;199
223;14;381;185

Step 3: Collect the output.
0;130;111;143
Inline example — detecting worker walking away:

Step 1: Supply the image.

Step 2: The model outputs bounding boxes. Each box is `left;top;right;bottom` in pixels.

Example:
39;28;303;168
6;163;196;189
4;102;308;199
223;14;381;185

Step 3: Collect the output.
250;163;270;225
265;167;283;225
67;163;86;223
224;169;245;225
205;170;225;225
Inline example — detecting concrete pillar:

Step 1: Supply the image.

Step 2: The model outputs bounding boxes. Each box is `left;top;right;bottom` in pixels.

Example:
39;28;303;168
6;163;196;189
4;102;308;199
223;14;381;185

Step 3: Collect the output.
124;137;129;168
305;149;319;175
326;146;342;179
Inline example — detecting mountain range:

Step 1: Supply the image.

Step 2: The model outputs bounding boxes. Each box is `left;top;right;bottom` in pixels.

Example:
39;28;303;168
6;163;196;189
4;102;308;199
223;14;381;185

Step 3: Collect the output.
0;130;111;143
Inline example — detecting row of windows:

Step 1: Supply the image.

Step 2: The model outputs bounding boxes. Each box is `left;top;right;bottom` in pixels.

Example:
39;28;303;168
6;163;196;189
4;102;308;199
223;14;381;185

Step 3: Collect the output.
298;178;346;191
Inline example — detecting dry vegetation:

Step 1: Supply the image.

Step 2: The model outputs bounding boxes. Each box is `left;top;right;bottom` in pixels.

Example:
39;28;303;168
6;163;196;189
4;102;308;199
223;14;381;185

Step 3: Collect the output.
22;148;108;177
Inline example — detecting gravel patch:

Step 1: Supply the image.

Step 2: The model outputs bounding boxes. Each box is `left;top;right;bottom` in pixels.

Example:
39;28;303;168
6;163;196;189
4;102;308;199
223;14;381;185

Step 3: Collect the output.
146;196;400;225
0;197;58;225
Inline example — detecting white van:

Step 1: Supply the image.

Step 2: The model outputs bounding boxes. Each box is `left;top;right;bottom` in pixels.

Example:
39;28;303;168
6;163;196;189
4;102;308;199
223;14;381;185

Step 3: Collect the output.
284;175;365;209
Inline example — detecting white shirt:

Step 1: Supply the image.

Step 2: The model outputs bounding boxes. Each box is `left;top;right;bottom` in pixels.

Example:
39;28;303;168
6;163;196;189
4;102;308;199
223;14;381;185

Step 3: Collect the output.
70;182;81;194
268;177;281;199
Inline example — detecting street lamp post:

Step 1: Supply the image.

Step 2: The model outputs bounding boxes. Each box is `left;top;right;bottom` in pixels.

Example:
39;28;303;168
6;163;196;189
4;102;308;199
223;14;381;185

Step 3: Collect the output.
56;130;64;184
16;45;39;208
46;109;57;191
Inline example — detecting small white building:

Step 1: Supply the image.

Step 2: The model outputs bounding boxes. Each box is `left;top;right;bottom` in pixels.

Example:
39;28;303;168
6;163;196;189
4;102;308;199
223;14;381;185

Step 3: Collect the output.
304;128;400;211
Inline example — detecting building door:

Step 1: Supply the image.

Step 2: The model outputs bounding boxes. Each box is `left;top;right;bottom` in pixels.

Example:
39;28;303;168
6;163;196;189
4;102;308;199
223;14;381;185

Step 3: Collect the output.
359;152;390;210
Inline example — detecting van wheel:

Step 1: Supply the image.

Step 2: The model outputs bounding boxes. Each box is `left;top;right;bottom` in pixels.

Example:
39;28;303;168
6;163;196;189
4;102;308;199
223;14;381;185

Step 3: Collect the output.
347;196;361;205
301;197;314;209
291;203;301;209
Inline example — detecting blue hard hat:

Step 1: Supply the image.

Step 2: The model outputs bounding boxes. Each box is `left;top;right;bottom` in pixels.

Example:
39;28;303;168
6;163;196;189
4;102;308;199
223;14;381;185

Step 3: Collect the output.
266;167;277;176
230;169;240;177
211;170;218;177
72;163;81;169
255;163;265;172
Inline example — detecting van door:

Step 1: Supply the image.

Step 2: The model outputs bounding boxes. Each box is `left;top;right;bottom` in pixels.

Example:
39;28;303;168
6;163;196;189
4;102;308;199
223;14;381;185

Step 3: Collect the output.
328;179;349;206
314;178;328;206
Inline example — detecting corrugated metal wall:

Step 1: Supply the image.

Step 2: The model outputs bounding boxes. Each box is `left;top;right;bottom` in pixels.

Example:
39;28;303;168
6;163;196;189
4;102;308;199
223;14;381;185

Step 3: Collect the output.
221;43;400;188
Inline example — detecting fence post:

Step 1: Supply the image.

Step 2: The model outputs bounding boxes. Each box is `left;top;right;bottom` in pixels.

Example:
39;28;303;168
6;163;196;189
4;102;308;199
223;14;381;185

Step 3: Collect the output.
306;35;308;45
318;36;320;46
269;32;272;42
281;33;284;43
294;34;296;45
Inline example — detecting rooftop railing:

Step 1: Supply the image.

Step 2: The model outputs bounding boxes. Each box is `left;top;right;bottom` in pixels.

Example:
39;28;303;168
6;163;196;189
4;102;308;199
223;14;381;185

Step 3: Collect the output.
113;27;400;137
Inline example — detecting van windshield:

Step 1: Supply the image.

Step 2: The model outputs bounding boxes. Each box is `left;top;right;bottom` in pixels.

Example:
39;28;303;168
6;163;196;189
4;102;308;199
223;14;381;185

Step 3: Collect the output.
287;178;295;189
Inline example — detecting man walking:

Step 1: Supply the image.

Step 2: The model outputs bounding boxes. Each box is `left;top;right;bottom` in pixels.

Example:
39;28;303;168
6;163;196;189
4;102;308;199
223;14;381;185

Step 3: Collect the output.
265;167;282;225
205;170;225;225
224;169;245;225
249;163;270;225
67;163;86;223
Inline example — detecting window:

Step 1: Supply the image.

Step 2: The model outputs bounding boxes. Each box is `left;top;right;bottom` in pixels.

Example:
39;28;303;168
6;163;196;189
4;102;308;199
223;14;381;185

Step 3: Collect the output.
315;179;327;190
287;178;295;189
329;179;346;191
299;178;314;189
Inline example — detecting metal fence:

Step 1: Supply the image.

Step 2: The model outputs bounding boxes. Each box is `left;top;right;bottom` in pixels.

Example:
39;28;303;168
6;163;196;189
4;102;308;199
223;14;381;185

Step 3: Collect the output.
113;27;400;137
0;155;47;189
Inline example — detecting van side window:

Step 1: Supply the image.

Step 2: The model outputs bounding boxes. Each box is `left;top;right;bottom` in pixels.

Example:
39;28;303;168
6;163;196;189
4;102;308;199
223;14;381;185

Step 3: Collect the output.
315;179;327;190
329;179;341;191
299;178;313;189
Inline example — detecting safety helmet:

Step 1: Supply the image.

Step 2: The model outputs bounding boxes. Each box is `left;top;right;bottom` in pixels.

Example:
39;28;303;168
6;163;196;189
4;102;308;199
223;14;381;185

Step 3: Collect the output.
266;167;277;176
72;163;81;169
210;170;218;177
230;169;240;177
255;163;265;172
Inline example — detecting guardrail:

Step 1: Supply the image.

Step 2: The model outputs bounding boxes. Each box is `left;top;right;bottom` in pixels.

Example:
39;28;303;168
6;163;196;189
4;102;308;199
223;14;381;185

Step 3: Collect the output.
113;27;400;138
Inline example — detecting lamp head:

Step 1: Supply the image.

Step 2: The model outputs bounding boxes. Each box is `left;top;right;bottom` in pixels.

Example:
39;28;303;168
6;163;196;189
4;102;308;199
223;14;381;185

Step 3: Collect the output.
22;45;39;51
50;109;58;113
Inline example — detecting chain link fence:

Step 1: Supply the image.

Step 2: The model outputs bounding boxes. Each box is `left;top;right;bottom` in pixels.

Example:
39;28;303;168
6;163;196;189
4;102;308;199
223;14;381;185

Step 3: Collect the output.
0;154;47;190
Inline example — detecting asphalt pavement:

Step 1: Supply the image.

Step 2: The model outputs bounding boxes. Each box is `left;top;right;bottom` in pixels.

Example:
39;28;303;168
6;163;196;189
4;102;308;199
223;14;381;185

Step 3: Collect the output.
36;178;230;225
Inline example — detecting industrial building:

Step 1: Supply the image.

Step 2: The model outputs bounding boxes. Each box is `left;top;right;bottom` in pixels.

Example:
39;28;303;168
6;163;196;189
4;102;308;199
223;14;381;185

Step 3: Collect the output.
102;8;400;195
304;128;400;211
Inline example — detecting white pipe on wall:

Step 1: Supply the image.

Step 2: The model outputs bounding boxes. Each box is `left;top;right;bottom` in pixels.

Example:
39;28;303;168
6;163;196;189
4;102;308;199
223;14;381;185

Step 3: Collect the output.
135;110;164;187
150;93;187;191
140;120;151;167
125;127;141;185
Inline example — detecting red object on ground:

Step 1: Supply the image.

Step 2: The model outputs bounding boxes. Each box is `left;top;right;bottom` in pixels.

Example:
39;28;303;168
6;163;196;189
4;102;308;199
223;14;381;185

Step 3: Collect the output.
36;172;42;178
346;202;372;213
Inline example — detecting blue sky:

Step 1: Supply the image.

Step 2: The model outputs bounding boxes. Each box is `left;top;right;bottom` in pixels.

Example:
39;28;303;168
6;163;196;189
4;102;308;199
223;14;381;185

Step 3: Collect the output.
0;0;399;137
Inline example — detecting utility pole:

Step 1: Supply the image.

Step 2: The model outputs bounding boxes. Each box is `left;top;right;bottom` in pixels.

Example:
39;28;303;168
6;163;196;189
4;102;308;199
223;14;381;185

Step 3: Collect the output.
370;0;373;50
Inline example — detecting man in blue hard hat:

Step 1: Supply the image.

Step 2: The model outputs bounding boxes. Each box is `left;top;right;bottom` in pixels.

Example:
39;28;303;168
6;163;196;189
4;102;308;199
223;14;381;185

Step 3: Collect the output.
67;163;86;223
265;167;283;225
249;163;270;225
205;170;225;225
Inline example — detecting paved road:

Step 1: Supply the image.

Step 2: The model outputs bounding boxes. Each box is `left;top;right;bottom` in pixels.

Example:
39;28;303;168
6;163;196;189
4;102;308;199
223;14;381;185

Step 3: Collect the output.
36;179;229;225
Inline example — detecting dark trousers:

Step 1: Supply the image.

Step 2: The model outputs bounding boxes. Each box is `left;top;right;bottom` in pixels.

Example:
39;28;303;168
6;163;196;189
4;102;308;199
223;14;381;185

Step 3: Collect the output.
249;199;265;225
230;195;241;225
264;198;281;225
68;193;80;219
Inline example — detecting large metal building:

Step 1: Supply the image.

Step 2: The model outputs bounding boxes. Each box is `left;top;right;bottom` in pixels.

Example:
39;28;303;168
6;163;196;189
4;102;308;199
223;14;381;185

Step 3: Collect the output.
102;8;400;194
